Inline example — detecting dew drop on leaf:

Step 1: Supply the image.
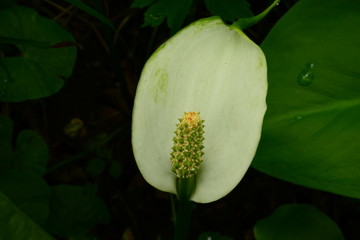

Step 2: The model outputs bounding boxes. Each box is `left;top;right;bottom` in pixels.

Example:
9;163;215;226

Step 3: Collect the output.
297;62;314;86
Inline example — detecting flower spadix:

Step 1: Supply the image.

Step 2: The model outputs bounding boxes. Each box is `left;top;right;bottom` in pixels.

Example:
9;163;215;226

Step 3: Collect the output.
132;16;267;203
171;112;205;179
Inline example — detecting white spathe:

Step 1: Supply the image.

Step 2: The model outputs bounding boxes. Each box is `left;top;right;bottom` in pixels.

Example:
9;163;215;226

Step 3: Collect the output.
132;16;267;203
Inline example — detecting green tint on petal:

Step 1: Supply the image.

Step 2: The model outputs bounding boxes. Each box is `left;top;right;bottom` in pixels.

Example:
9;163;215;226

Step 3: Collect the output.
132;17;267;203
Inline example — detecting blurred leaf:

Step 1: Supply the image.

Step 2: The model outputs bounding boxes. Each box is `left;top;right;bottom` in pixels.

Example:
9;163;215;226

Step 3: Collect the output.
0;191;55;240
0;5;77;102
197;231;233;240
65;0;115;30
14;130;48;175
253;0;360;198
0;169;51;226
109;161;122;179
138;0;193;34
204;0;253;21
86;158;106;177
131;0;156;8
47;184;110;238
0;115;13;170
254;204;345;240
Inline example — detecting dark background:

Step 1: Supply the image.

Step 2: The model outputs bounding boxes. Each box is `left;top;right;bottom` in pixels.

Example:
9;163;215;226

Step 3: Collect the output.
3;0;359;239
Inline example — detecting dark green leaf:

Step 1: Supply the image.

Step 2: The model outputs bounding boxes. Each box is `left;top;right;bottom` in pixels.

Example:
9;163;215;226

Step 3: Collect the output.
204;0;253;22
254;204;345;240
0;5;77;102
0;170;51;226
47;184;110;238
14;130;48;175
253;0;360;198
0;191;55;240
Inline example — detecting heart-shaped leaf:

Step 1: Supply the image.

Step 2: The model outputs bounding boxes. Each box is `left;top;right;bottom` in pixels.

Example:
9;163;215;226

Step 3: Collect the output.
0;5;77;102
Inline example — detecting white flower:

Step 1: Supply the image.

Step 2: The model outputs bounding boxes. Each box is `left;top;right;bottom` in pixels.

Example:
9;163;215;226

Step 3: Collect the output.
132;16;267;203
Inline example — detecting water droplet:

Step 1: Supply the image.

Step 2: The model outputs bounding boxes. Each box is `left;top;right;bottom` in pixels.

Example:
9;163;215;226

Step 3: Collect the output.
297;63;314;86
296;115;303;120
276;2;280;6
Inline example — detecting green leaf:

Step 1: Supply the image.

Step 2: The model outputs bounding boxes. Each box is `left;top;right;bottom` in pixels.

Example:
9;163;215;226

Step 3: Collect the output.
204;0;253;22
0;191;55;240
253;0;360;198
65;0;115;30
46;184;110;238
0;170;51;226
254;204;345;240
0;5;77;102
86;158;106;177
0;115;13;170
142;0;194;34
14;130;48;175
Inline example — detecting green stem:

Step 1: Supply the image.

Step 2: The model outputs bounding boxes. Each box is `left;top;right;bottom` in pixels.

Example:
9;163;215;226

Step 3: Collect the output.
174;199;194;240
176;176;196;201
232;0;280;30
173;176;196;239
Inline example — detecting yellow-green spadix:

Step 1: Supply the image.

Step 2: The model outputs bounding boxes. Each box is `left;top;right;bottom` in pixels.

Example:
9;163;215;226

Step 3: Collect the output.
132;16;267;203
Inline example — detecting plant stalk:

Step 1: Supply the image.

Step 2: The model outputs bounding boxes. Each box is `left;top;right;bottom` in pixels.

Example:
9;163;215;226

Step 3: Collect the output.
174;199;194;240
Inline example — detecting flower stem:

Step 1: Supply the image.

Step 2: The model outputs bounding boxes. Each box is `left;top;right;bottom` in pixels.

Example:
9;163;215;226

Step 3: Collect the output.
232;0;280;30
174;199;194;240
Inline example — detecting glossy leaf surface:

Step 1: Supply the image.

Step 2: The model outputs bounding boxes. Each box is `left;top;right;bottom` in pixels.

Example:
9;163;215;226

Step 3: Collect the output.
253;0;360;198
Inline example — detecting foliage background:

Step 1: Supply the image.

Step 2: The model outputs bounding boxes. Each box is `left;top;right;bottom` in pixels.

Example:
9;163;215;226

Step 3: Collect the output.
0;0;359;239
